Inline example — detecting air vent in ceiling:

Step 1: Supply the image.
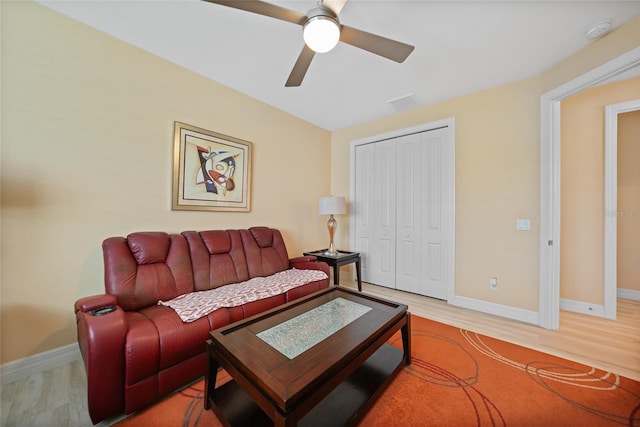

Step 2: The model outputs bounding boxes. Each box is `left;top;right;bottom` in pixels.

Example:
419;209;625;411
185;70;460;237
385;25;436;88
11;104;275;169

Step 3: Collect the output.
387;93;419;112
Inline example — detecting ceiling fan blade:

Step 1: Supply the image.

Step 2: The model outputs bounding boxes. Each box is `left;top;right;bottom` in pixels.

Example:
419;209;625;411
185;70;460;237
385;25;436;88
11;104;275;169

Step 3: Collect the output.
322;0;348;16
285;45;316;87
203;0;306;25
340;25;414;63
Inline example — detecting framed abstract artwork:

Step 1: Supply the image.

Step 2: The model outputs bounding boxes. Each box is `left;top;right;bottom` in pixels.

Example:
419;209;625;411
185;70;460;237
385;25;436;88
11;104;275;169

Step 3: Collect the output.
172;122;252;212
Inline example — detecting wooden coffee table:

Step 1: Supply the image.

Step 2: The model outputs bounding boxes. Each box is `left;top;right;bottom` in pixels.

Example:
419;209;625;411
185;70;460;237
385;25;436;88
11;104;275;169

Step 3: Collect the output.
204;287;411;427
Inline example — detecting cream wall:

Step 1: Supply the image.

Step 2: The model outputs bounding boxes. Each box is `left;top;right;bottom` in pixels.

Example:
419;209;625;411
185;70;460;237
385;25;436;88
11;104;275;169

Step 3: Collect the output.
332;15;640;313
332;78;542;311
1;2;331;363
560;78;640;303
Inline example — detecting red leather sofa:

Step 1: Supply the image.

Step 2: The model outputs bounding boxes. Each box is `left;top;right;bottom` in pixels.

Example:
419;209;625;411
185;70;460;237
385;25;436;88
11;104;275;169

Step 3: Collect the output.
74;227;330;424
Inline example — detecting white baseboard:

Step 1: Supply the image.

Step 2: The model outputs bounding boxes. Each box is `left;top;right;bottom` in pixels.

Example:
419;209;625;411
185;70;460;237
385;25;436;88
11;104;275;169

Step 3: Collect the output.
1;343;81;384
559;291;638;318
618;288;640;301
450;295;539;325
560;298;606;317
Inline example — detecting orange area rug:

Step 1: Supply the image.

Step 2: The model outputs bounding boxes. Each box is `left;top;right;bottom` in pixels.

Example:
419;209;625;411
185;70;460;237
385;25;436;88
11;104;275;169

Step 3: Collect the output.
116;315;640;426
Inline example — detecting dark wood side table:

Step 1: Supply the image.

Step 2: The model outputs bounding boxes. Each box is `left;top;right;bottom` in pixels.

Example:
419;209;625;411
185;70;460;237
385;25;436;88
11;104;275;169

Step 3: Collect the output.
303;249;362;291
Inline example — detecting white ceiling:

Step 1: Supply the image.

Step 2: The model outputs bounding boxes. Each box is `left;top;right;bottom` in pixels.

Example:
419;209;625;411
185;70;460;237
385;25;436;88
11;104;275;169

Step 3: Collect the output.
36;1;639;131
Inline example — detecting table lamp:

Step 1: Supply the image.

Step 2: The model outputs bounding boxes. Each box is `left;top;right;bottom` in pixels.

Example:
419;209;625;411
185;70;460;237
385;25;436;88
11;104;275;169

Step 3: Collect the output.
318;196;346;255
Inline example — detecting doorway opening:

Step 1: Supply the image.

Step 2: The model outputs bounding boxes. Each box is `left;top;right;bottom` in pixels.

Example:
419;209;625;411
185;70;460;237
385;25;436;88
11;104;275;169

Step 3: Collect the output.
539;47;640;329
605;101;640;318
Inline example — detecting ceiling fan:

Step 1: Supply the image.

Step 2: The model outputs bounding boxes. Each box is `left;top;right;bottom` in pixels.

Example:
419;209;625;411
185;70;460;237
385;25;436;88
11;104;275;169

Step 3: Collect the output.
203;0;415;87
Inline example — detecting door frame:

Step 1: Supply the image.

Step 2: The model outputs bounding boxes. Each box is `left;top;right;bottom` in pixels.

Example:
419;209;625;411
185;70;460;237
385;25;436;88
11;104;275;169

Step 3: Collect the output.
349;117;456;301
604;98;640;319
539;47;640;329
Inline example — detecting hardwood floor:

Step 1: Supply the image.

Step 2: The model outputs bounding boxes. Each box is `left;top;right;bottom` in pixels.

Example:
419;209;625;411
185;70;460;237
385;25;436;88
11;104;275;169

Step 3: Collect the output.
343;281;640;382
1;358;96;427
2;282;638;426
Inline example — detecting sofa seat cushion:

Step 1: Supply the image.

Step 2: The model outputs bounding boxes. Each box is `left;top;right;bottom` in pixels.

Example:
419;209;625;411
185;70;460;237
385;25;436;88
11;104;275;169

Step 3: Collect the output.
284;279;325;302
135;305;212;372
159;269;328;323
241;294;287;318
124;311;161;386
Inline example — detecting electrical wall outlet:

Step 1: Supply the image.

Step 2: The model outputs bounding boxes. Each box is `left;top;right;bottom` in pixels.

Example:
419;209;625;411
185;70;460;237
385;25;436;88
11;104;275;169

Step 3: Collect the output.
490;276;498;290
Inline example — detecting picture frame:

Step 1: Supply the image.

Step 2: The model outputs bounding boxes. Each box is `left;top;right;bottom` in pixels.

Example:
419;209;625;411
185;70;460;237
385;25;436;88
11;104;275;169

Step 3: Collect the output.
172;121;252;212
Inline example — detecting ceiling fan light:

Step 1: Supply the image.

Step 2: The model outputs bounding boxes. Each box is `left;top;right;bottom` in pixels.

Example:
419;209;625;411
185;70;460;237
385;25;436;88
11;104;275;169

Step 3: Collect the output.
303;16;340;53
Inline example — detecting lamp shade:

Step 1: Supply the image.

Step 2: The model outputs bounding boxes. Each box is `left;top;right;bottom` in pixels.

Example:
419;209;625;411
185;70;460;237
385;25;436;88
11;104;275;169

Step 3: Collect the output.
318;196;346;215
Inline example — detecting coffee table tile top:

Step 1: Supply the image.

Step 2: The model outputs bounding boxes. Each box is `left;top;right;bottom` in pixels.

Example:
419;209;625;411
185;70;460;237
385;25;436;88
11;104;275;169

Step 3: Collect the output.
256;297;371;359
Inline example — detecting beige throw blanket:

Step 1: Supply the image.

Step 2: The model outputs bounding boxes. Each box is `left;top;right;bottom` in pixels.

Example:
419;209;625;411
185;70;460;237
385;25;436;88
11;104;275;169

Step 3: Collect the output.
159;269;328;323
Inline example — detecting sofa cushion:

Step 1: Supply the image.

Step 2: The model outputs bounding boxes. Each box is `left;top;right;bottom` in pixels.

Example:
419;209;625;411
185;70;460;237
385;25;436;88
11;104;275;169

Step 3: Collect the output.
241;294;286;318
284;280;325;302
128;233;170;264
241;227;290;278
183;230;250;291
201;230;232;254
103;233;195;311
139;305;211;370
124;311;160;386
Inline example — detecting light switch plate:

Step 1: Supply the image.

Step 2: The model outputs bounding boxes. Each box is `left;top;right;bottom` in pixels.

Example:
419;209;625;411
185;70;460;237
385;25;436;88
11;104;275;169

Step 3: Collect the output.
516;219;531;231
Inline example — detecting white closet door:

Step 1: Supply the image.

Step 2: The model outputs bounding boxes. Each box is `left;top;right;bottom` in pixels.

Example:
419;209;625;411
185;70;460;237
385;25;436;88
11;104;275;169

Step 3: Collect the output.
354;143;375;283
419;128;450;300
370;139;397;287
353;124;453;297
354;140;397;288
396;133;422;293
395;127;449;299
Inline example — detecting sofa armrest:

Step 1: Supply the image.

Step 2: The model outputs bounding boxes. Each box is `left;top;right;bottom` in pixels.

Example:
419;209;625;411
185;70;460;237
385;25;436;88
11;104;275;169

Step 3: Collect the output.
290;255;317;264
289;257;330;277
75;294;117;314
75;295;127;424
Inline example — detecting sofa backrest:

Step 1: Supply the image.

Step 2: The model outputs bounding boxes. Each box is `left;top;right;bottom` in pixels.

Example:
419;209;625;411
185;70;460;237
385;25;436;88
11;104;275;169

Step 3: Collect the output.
240;227;290;278
102;227;293;309
103;232;195;311
182;229;250;291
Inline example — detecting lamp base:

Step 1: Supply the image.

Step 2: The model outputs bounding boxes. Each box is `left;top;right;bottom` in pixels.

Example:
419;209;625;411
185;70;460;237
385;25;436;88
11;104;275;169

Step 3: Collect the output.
326;214;338;256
